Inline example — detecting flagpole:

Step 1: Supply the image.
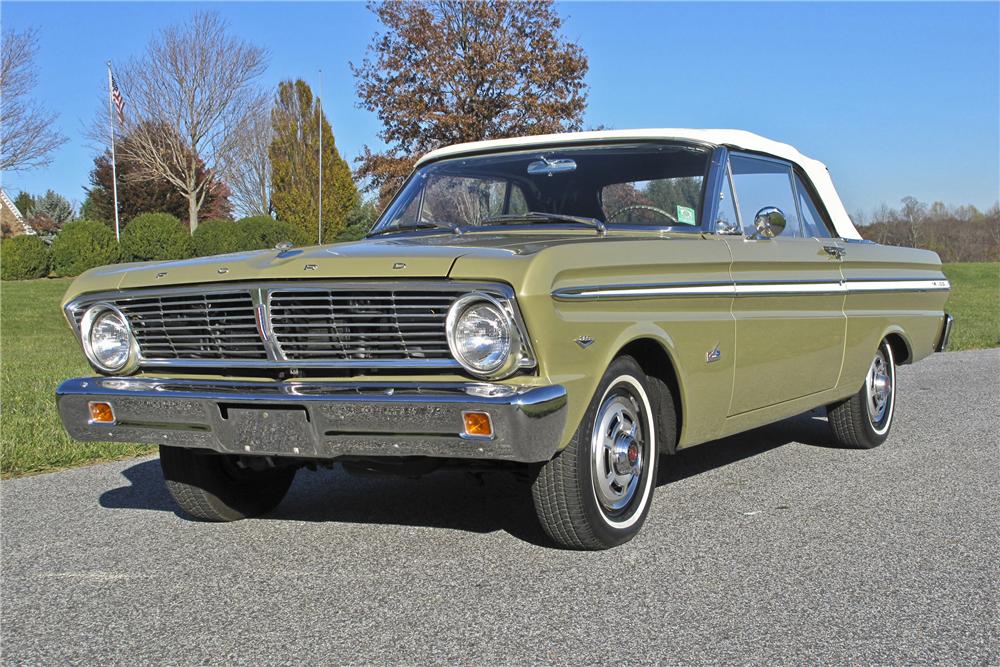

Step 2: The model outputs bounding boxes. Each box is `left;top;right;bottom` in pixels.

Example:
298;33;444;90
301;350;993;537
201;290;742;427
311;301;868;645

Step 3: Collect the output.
107;61;121;242
317;68;323;245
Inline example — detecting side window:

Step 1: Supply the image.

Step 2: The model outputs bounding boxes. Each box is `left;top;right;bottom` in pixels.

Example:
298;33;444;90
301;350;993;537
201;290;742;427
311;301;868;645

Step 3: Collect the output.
715;167;740;230
794;173;832;238
729;155;801;238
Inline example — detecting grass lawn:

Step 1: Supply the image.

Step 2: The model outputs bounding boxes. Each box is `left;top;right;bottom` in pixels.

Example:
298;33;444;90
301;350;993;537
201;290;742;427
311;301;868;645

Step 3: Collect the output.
1;262;997;478
1;279;152;478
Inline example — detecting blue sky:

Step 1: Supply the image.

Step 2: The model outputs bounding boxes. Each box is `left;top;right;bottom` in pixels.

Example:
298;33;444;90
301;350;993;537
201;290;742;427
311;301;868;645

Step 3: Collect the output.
2;1;998;216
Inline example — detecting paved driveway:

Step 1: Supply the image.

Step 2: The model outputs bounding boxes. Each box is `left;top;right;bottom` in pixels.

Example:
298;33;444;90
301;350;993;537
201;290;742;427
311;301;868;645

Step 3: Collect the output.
2;349;997;665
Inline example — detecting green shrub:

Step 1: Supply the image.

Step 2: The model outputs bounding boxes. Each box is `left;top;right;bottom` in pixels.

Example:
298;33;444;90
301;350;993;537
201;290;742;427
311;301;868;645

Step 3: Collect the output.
192;216;310;257
120;212;193;262
51;219;119;277
192;219;239;256
236;215;311;251
1;235;50;280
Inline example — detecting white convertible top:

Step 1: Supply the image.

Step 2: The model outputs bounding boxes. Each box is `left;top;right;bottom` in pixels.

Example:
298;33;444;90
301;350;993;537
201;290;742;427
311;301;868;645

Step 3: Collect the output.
416;129;861;239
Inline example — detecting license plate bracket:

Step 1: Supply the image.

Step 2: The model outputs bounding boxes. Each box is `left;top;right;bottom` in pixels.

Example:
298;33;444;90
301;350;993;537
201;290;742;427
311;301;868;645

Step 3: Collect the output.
218;405;316;456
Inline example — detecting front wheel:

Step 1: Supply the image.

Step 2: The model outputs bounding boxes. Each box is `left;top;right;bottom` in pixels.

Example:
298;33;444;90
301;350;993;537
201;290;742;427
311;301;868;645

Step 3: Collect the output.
827;339;897;449
531;356;673;549
160;446;297;521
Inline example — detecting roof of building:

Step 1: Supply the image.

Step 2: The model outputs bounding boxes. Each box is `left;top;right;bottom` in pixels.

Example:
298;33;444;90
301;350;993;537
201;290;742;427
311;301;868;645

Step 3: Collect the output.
0;188;36;236
415;129;861;239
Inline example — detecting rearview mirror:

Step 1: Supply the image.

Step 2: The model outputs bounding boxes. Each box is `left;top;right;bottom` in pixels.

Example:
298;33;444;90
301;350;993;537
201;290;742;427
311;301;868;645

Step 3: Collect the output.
527;157;577;176
752;206;787;239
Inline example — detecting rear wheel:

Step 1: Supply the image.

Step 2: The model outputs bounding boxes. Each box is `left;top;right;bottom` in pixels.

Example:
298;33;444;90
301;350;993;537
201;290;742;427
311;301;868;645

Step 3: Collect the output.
828;339;897;449
160;446;296;521
532;356;672;549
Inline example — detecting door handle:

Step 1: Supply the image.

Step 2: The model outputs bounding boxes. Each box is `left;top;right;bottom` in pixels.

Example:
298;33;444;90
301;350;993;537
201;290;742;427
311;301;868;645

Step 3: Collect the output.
823;245;846;259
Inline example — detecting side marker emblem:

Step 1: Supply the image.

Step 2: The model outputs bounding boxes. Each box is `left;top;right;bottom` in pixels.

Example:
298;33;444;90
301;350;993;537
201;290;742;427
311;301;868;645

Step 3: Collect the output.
706;345;721;363
393;262;406;270
575;335;595;349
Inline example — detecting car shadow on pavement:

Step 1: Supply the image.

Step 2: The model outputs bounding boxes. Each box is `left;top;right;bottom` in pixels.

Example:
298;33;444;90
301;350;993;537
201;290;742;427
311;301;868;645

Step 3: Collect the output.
100;409;837;547
661;408;838;485
99;458;179;514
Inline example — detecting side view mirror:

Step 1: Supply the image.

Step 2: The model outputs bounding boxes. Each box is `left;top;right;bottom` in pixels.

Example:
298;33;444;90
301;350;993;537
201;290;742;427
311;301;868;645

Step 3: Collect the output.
751;206;787;239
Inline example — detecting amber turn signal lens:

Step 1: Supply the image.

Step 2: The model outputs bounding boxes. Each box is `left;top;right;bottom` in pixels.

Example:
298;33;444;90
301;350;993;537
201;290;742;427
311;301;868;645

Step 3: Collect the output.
88;401;115;424
463;411;493;438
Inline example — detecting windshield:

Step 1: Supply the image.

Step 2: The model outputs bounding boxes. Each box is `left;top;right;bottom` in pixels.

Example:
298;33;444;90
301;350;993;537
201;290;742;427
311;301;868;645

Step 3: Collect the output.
370;142;711;235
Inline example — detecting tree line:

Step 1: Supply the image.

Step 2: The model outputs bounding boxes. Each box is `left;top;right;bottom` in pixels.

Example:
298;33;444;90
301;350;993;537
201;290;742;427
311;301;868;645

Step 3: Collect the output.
854;197;999;263
2;1;588;244
3;3;997;265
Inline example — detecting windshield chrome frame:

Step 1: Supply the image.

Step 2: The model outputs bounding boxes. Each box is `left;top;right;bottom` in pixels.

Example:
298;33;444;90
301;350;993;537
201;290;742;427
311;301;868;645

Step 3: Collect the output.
367;140;718;238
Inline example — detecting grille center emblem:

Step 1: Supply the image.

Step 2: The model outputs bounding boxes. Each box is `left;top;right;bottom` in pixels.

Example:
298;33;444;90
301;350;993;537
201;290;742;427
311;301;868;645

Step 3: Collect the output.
254;304;270;342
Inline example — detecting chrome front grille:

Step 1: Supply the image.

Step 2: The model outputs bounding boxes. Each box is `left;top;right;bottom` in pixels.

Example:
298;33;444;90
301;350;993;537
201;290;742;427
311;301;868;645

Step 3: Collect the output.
117;292;267;360
67;282;484;370
269;289;454;360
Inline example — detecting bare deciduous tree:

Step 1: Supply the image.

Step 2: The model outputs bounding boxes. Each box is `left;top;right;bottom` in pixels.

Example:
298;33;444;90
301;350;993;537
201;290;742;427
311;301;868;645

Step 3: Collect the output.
899;195;927;248
224;96;273;218
1;28;68;171
116;12;267;232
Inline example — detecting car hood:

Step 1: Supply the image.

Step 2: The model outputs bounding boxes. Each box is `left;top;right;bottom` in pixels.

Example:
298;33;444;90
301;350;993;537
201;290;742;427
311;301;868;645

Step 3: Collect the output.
64;231;629;301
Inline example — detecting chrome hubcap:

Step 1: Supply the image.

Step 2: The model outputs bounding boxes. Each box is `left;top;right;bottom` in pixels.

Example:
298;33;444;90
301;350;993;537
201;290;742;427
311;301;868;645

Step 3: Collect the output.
865;348;893;426
591;392;644;512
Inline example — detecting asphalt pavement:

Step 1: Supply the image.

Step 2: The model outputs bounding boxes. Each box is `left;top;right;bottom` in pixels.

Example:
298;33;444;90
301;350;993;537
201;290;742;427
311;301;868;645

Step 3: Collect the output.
2;348;997;665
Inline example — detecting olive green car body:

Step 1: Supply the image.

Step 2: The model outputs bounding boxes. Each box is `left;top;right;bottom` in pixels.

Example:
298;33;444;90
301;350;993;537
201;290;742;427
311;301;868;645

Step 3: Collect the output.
58;227;950;454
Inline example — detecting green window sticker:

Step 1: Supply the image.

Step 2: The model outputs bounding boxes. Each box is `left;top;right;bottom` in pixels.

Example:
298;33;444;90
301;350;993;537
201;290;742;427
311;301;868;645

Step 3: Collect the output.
676;205;697;225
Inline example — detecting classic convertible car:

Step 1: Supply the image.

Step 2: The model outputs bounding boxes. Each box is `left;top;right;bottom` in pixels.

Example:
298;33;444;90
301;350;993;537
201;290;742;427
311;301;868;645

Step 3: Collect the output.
57;129;952;549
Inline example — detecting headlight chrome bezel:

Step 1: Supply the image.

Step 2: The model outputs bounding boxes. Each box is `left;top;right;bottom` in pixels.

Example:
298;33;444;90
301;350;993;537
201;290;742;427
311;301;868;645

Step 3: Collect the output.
80;302;140;375
446;292;533;380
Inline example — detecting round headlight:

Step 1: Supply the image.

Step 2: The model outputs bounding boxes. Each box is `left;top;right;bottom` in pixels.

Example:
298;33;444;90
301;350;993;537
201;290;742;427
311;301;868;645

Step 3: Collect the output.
446;293;522;378
81;304;138;374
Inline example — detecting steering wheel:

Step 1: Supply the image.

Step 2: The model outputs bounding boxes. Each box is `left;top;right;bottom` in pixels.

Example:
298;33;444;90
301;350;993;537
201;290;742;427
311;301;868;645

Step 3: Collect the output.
608;204;678;224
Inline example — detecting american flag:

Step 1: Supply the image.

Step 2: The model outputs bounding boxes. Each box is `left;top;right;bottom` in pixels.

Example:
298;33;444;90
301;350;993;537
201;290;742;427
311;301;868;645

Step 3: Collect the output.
111;75;125;125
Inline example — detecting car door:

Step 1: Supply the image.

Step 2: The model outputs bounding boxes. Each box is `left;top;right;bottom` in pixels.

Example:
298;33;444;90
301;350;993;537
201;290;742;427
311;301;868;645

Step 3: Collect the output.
723;153;847;415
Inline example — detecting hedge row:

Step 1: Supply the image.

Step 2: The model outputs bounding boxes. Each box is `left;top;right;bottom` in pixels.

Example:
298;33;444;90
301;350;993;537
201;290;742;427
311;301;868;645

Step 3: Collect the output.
2;214;318;280
193;216;310;256
1;235;50;280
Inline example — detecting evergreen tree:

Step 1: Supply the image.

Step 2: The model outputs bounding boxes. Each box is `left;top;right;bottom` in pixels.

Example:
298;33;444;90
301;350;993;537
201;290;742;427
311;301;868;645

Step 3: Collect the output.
269;79;359;243
34;189;74;225
13;191;34;217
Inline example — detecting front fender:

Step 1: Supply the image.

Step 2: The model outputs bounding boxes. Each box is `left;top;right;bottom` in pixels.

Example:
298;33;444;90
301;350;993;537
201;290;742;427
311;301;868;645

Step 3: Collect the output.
535;304;735;452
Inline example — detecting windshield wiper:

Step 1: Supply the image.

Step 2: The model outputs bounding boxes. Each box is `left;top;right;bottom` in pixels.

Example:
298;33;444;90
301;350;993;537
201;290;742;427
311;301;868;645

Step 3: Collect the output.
479;211;607;235
368;221;463;237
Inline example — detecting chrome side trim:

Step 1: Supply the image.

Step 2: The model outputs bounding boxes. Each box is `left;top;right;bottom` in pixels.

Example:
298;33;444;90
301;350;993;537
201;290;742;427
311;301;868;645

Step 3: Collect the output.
552;278;952;300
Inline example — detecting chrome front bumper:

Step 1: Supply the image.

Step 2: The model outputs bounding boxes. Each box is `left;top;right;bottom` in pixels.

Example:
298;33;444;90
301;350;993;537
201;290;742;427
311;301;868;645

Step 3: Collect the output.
56;377;568;463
